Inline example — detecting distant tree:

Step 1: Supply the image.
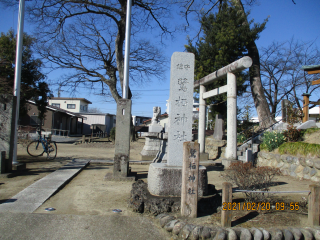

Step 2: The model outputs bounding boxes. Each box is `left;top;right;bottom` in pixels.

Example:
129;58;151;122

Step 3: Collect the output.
260;38;320;115
0;29;52;120
186;0;266;121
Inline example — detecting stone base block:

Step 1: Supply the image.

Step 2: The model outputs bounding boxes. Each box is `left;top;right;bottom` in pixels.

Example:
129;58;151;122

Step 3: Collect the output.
221;159;238;169
200;153;209;161
147;163;208;197
12;163;26;171
149;124;163;133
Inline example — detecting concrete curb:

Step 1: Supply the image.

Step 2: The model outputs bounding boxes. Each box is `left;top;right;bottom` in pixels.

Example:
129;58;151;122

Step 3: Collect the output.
0;159;89;213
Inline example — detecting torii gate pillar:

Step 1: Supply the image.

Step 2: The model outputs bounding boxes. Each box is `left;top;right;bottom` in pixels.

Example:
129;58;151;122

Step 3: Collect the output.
302;93;311;123
226;72;237;160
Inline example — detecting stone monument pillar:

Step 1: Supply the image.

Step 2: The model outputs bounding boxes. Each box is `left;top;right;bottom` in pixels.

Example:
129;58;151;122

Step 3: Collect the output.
213;114;224;140
0;94;16;172
147;52;208;197
105;99;135;181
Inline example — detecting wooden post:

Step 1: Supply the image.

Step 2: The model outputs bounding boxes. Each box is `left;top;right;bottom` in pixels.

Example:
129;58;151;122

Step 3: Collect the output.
302;93;310;123
308;184;320;226
82;135;85;144
221;182;233;227
181;141;199;218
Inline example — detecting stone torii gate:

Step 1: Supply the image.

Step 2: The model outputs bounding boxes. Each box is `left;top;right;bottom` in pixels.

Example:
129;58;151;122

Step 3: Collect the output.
194;56;252;167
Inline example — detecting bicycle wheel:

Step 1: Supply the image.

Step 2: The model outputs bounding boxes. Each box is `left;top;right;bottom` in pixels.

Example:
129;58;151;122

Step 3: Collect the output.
46;142;57;160
27;141;45;157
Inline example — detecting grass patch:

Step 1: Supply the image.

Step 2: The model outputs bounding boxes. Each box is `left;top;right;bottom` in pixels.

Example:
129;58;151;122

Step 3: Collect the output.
302;127;320;136
278;142;320;157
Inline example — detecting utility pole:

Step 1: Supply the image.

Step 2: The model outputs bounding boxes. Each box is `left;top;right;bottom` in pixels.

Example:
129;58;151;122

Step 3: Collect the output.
123;0;132;99
12;0;26;165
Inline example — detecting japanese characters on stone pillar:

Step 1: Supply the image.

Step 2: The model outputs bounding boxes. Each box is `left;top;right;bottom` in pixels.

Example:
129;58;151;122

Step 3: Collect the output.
181;142;199;218
167;52;195;166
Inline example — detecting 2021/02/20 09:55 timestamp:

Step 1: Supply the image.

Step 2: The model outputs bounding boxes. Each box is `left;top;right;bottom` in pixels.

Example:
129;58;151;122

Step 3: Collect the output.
222;202;300;211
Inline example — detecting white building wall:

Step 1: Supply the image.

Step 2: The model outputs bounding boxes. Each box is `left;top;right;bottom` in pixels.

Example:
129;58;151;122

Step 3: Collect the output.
48;99;89;113
79;114;115;135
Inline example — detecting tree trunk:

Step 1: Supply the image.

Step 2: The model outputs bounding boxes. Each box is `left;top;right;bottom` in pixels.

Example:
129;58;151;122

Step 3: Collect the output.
232;0;275;129
247;41;275;128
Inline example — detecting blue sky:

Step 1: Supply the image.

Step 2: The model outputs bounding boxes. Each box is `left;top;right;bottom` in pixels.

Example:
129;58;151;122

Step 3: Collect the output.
0;0;319;118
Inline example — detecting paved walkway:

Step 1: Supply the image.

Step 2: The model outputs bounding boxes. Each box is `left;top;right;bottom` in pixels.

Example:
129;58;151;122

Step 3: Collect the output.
0;159;89;213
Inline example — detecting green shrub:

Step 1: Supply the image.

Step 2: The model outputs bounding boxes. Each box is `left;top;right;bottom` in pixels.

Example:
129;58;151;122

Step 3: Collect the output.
261;131;285;152
110;127;116;141
279;142;320;157
237;133;246;143
283;125;303;142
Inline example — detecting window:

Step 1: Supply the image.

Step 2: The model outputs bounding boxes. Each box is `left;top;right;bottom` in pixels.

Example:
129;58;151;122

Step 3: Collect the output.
52;103;60;108
30;116;43;125
67;104;76;109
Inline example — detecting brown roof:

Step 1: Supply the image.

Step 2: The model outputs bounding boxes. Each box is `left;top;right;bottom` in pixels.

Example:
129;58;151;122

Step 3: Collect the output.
49;97;92;104
143;113;168;124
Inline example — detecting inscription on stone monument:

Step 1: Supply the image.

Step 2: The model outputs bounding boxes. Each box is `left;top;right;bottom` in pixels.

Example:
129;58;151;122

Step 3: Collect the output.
181;141;199;218
167;52;194;166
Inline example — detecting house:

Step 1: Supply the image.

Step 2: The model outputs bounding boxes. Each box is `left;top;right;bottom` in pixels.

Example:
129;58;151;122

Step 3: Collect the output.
309;106;320;121
19;100;85;135
132;116;151;126
79;113;116;135
48;97;92;113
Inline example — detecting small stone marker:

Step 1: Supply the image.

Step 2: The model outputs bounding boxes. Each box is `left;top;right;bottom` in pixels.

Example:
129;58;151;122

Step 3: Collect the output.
213;114;224;140
167;52;194;166
181;141;199;218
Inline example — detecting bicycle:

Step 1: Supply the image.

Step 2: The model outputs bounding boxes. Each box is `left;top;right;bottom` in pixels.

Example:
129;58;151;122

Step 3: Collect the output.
27;128;57;160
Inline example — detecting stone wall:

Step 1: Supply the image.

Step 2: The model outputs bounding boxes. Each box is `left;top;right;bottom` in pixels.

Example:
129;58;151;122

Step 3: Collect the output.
156;213;320;239
257;151;320;182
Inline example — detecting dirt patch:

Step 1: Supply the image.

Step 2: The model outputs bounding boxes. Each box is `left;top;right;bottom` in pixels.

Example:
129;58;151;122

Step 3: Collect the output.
303;129;320;144
1;136;318;229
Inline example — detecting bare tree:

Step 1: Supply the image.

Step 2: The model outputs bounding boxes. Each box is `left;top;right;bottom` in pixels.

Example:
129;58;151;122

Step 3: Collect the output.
0;0;178;103
260;38;320;114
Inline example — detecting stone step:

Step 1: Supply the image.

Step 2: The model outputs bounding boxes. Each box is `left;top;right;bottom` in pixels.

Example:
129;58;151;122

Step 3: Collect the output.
238;155;246;161
237;151;243;156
